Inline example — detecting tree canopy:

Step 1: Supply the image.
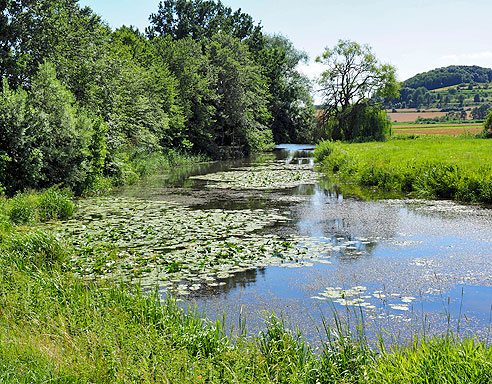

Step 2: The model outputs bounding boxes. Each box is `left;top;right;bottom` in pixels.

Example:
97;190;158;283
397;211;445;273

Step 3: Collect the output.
316;40;399;141
0;0;317;195
403;65;492;91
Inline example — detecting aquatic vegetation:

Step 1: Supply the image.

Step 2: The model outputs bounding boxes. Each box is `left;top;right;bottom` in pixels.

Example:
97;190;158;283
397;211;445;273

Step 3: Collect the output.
312;286;417;313
54;197;346;292
191;160;320;190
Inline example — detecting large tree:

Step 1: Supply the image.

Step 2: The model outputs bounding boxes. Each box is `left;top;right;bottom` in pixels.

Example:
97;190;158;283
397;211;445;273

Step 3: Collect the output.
317;40;399;141
147;0;261;42
257;34;315;143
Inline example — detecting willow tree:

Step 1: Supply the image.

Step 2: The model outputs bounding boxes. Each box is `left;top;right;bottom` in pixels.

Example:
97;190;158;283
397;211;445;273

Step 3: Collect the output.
317;40;399;141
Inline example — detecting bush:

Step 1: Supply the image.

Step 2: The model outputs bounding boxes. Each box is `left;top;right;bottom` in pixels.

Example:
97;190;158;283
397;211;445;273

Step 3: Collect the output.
5;229;67;269
37;188;74;221
483;111;492;138
8;193;38;225
320;104;391;142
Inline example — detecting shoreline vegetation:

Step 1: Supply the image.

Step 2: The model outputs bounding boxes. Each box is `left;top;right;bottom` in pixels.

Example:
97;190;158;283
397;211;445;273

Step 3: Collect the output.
314;136;492;205
0;187;491;382
2;1;492;382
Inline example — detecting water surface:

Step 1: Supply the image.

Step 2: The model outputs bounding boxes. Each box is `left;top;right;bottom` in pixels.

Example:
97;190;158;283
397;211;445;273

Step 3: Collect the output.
63;145;492;342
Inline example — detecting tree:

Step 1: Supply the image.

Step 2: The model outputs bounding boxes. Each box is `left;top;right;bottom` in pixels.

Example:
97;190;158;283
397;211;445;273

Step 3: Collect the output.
207;33;272;153
256;34;315;143
147;0;261;42
471;103;491;120
483;111;492;138
316;40;399;141
0;62;93;194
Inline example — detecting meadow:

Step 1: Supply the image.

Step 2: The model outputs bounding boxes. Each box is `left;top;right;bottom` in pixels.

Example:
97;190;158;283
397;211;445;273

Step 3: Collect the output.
315;136;492;204
392;123;483;136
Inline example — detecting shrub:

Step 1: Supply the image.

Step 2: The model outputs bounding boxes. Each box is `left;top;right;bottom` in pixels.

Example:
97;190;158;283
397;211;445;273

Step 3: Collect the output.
5;229;67;269
37;188;74;221
7;192;38;225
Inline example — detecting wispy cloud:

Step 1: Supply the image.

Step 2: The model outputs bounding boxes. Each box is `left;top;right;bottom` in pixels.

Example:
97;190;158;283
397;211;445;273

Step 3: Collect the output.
440;51;492;62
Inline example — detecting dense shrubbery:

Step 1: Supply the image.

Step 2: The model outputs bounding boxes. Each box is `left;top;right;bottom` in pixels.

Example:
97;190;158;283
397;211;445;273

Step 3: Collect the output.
0;0;316;196
321;104;392;142
315;138;492;203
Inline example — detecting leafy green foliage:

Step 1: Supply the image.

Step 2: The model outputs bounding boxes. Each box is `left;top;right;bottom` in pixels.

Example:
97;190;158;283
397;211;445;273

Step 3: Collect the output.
207;33;273;153
323;104;392;142
0;0;317;192
404;65;492;90
257;34;316;143
471;103;491;120
147;0;261;42
317;40;399;141
484;111;492;138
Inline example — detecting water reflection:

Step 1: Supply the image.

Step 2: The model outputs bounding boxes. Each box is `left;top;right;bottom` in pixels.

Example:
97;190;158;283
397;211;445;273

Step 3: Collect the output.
112;144;492;341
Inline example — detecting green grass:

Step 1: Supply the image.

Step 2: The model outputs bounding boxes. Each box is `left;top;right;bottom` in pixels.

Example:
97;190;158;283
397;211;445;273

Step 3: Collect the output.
3;188;74;226
85;149;210;196
315;136;492;203
1;188;492;383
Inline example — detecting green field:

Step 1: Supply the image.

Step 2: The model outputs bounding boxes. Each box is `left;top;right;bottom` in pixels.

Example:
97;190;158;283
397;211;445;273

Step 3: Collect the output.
315;137;492;203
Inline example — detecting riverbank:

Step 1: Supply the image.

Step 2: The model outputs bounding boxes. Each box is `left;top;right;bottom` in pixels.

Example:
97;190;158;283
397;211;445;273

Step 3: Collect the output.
314;136;492;204
1;183;492;382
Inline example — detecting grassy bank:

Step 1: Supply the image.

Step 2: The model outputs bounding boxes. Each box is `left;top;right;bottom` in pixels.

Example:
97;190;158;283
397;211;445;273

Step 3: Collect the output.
87;149;209;196
315;137;492;204
1;191;492;382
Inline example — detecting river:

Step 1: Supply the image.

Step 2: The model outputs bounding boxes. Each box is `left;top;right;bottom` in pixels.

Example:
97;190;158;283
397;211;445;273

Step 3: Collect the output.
58;144;492;343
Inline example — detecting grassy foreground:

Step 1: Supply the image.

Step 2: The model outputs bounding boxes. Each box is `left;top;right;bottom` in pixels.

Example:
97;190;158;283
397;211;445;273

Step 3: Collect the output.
315;136;492;204
1;190;492;383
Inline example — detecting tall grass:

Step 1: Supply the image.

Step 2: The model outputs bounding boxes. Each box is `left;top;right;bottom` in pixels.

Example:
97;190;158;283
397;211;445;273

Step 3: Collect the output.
3;188;74;225
85;149;210;196
315;137;492;203
1;187;492;382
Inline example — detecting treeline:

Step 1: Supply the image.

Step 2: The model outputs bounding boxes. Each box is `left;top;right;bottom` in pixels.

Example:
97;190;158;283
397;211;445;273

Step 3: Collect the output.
403;65;492;91
0;0;315;195
386;85;492;110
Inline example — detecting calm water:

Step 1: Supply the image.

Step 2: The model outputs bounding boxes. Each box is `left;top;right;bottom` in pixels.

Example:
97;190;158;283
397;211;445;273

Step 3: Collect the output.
114;145;492;342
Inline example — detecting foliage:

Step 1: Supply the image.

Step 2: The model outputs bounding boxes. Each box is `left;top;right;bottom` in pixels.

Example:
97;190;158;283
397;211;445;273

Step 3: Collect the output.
37;188;74;221
147;0;262;42
471;103;491;120
5;229;67;269
404;65;492;90
323;104;392;142
315;137;492;204
317;40;399;141
0;62;98;194
256;34;316;143
207;33;273;153
372;336;492;383
151;36;217;154
5;188;74;225
0;0;318;195
483;111;492;138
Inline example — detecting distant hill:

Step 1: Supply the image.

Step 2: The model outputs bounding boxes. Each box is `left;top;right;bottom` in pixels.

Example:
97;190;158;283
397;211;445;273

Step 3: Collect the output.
403;65;492;90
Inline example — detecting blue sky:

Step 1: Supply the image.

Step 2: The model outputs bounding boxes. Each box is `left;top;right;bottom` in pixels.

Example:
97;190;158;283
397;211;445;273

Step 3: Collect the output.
79;0;492;83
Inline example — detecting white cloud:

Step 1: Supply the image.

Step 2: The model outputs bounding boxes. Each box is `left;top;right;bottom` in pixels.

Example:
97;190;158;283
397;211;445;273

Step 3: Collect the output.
439;51;492;63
